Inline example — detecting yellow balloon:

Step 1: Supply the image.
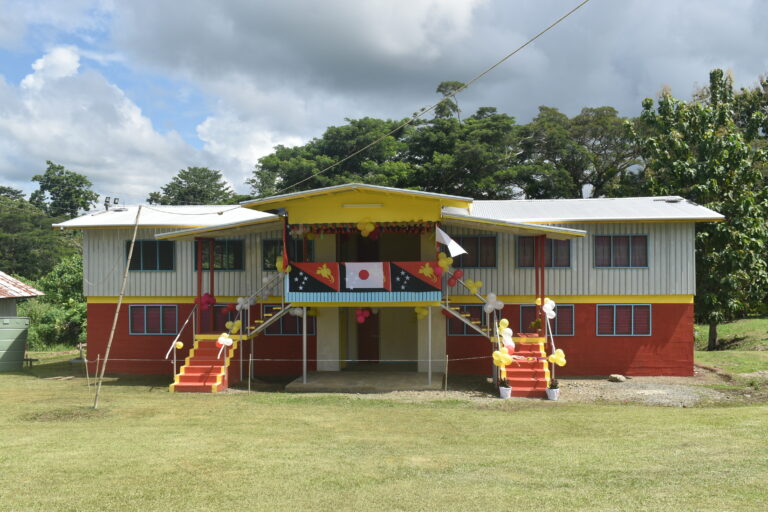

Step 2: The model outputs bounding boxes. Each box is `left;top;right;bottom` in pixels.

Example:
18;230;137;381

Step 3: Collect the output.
535;297;542;306
175;341;184;350
365;222;375;232
498;318;509;330
225;321;234;330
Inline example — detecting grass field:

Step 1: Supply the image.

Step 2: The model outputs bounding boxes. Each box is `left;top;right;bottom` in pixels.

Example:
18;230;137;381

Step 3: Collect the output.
694;317;768;351
1;356;767;512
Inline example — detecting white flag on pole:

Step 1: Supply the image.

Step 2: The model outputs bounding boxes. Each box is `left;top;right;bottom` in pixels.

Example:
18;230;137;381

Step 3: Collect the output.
435;227;468;257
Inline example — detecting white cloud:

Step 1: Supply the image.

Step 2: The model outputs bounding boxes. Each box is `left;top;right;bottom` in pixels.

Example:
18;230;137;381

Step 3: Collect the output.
21;46;81;90
1;46;209;203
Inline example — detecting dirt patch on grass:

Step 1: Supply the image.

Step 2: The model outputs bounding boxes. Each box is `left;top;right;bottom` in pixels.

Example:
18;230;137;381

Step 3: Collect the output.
22;407;108;423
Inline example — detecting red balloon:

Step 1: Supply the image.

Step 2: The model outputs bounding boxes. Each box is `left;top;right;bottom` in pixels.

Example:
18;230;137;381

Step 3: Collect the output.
356;316;365;324
225;303;237;313
215;340;223;348
453;269;464;280
448;278;457;287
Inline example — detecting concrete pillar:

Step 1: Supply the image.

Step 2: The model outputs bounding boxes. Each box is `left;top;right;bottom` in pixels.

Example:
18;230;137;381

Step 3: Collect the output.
418;307;445;373
316;307;340;371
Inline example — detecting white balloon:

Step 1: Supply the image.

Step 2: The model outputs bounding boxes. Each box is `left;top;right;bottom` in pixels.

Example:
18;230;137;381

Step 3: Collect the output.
290;307;304;317
483;303;495;314
217;334;229;345
223;337;234;347
486;293;497;303
546;310;556;319
542;302;554;314
494;300;505;310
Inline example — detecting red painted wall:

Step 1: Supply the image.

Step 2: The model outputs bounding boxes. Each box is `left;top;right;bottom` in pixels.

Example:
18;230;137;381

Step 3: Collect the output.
446;303;694;377
87;302;317;377
87;303;196;376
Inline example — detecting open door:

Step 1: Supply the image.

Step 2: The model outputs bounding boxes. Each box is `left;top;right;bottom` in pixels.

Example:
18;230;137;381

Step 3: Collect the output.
356;313;379;363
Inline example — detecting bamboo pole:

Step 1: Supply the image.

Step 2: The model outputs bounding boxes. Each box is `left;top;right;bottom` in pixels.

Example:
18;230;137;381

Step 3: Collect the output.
444;354;449;392
93;206;142;409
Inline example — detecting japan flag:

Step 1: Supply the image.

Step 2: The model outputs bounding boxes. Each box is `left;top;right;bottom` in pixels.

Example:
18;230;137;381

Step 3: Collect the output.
345;262;387;290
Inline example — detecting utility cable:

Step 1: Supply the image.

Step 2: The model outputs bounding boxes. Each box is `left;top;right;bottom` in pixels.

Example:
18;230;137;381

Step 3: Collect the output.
272;0;592;196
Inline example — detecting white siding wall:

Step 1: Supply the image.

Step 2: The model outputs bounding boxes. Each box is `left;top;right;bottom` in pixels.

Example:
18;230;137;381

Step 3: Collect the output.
446;222;695;296
83;222;696;298
83;228;283;297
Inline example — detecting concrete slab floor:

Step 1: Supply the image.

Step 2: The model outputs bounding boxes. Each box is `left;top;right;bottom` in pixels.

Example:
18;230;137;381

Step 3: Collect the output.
285;371;445;393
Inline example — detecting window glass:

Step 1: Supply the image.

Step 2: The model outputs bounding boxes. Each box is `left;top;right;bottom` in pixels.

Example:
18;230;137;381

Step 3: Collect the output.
520;305;538;333
126;241;175;271
595;236;611;267
129;305;177;335
446;304;485;336
597;305;614;335
633;305;651;335
518;237;535;267
615;305;633;335
262;304;316;336
631;236;648;267
555;305;574;335
478;237;496;267
518;237;569;268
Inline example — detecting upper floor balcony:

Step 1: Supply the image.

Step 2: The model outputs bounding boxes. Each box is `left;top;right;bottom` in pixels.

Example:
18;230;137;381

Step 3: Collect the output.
285;260;442;305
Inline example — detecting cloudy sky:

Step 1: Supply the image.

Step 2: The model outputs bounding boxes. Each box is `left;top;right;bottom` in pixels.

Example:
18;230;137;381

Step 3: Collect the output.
1;0;766;204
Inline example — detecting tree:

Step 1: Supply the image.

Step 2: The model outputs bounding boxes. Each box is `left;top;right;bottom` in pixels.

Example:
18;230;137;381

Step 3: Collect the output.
148;167;234;205
0;186;24;200
18;254;86;348
248;117;413;197
0;196;79;280
633;69;768;350
29;161;99;217
434;81;465;121
516;106;640;198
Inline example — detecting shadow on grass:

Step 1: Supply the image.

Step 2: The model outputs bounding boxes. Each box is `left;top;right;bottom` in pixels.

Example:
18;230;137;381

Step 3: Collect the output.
22;358;172;390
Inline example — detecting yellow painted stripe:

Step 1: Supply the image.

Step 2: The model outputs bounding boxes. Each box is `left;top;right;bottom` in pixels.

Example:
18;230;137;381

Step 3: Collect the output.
447;294;694;304
442;215;586;237
86;295;284;304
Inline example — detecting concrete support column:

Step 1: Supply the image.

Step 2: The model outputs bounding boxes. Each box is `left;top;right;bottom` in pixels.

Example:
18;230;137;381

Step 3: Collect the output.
418;307;445;373
316;307;341;371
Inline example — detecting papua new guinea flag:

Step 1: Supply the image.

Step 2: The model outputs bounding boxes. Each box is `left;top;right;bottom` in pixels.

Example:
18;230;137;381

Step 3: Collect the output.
343;262;391;291
390;261;442;292
289;262;341;292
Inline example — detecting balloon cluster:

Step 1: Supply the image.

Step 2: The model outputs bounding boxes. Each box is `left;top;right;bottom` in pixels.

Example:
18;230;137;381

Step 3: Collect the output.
414;306;429;320
548;348;566;367
464;279;483;295
447;269;463;287
357;220;376;237
195;293;217;311
437;252;453;272
482;292;505;314
275;256;291;274
225;319;242;334
216;333;234;349
542;298;557;320
355;308;371;324
235;297;251;312
493;346;513;368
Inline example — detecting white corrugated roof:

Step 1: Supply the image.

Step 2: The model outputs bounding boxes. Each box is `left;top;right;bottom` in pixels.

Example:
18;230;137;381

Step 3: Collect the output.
53;205;276;229
0;271;44;299
444;196;724;223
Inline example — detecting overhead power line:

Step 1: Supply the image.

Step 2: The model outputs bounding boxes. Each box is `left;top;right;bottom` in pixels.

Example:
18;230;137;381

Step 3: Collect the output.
272;0;592;196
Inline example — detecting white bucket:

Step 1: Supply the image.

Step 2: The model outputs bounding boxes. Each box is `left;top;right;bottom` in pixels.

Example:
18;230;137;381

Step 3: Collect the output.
499;386;512;399
546;388;560;401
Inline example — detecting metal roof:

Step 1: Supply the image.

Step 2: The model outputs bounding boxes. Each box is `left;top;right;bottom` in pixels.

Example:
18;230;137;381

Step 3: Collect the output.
155;216;283;241
241;183;473;210
441;214;585;240
53;205;275;230
444;196;724;223
0;271;44;299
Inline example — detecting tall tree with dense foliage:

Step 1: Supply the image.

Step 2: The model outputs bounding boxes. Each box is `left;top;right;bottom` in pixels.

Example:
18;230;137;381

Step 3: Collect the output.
29;161;99;217
633;69;768;350
517;106;640;198
148;167;234;205
0;196;79;280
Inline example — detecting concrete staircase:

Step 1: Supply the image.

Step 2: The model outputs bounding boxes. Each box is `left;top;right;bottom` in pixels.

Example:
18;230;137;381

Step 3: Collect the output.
504;337;550;398
170;334;240;393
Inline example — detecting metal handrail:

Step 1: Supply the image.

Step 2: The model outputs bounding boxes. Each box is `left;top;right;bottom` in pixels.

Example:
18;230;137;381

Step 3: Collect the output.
165;304;198;360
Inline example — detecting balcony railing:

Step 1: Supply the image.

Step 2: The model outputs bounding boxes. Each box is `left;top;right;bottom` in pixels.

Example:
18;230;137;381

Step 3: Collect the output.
285;261;442;304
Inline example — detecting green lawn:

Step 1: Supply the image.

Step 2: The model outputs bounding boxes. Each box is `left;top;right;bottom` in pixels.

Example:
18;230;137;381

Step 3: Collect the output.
1;357;767;511
695;350;768;375
695;317;768;351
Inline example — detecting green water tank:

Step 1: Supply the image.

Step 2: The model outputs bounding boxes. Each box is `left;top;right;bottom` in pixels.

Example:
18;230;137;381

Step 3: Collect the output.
0;317;29;372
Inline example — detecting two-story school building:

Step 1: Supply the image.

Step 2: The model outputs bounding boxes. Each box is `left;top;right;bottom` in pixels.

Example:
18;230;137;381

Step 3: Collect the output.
55;183;723;396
